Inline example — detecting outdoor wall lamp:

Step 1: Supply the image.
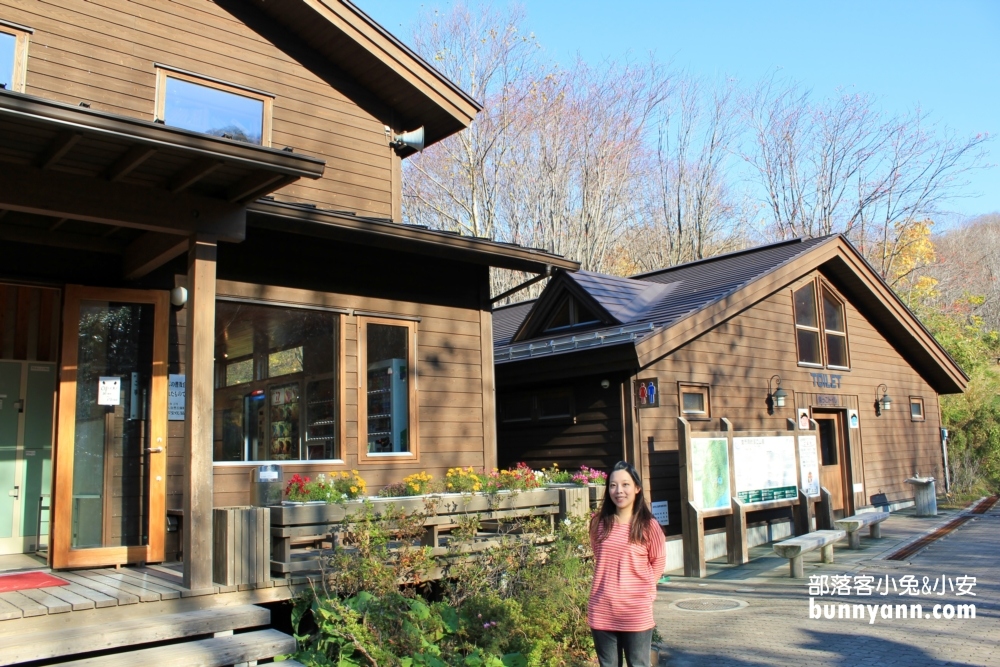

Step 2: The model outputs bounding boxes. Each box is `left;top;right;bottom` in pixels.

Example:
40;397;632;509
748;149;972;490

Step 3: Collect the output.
875;384;892;416
600;379;610;389
767;374;787;414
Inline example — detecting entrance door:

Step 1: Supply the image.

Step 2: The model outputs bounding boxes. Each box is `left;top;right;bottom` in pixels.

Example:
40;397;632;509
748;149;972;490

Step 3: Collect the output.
51;287;168;568
814;411;852;516
0;361;56;555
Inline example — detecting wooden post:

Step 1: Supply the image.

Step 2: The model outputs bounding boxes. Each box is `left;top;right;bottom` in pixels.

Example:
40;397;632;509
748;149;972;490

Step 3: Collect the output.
183;235;217;592
683;501;706;578
729;497;749;565
794;489;815;536
479;279;497;473
817;486;834;531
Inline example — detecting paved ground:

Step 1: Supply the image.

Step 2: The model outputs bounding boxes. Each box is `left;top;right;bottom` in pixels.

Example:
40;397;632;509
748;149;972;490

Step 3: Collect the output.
653;502;1000;667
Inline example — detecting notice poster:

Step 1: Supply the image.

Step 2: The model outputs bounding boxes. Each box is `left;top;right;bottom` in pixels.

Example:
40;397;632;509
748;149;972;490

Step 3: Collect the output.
733;436;797;504
98;376;121;406
798;434;820;497
690;437;731;509
168;374;185;421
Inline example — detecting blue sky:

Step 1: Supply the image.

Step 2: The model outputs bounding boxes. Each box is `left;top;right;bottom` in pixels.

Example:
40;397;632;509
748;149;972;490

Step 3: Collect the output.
363;1;999;221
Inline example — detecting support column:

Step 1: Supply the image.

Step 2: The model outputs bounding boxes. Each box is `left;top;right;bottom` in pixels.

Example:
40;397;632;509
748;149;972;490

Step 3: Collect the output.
183;235;217;591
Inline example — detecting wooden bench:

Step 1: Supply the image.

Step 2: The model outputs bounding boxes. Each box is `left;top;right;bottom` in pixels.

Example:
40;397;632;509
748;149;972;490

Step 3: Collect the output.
772;529;846;578
835;511;890;549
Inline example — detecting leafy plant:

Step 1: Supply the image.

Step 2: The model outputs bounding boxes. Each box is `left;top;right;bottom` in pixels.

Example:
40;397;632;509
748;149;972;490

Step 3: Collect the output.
539;463;574;484
404;471;435;495
446;467;483;493
571;466;607;486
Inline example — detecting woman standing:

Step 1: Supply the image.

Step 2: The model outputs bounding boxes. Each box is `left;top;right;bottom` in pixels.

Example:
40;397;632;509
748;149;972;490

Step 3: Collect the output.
588;461;666;666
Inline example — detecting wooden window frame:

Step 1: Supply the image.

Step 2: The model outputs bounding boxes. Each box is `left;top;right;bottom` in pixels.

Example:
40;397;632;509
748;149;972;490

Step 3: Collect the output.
357;316;420;464
821;286;851;370
543;295;601;333
211;296;347;467
0;21;31;93
678;382;711;421
154;66;274;147
792;280;824;368
909;396;925;422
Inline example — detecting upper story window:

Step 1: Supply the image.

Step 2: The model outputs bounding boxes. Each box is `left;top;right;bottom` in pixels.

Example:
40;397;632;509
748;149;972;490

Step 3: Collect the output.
155;67;273;146
0;21;31;93
910;397;925;421
213;300;340;463
793;280;851;370
543;295;601;332
500;388;575;424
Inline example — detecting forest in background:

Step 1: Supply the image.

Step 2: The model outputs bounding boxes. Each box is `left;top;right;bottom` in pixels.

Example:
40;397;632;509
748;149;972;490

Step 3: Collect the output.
399;3;999;495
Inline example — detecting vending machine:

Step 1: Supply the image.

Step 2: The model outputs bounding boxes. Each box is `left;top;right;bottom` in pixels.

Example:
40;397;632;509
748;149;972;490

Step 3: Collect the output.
366;358;408;453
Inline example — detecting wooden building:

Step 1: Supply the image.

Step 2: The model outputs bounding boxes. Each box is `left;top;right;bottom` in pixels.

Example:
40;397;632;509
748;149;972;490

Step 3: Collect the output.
0;0;576;591
494;236;966;536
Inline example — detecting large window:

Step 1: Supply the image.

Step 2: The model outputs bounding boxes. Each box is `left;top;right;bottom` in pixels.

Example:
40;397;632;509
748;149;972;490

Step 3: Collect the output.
213;301;339;463
793;280;850;369
0;22;30;92
359;318;418;460
156;67;273;146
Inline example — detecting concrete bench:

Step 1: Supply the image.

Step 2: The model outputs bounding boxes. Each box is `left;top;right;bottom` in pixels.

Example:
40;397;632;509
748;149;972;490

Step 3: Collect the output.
835;511;890;549
773;529;846;578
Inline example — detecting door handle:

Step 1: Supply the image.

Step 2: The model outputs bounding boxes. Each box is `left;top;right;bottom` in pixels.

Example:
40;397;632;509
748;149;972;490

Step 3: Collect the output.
7;486;18;499
145;447;164;454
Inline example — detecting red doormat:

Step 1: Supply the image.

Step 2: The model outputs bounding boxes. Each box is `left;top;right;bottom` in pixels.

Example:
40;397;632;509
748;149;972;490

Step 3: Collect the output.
0;571;69;593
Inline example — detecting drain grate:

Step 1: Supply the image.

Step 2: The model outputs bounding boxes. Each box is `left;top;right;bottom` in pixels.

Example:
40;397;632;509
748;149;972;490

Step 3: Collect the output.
671;597;746;612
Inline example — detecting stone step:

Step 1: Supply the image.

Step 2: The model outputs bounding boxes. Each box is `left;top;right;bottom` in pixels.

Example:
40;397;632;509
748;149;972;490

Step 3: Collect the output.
52;628;295;667
0;604;271;666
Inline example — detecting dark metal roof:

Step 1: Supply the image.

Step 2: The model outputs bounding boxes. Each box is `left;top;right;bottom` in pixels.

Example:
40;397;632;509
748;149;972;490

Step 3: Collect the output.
495;236;832;361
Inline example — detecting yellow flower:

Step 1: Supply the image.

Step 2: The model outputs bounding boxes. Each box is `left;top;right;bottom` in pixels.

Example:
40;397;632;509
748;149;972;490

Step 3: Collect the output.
447;483;453;489
341;471;349;478
350;486;358;493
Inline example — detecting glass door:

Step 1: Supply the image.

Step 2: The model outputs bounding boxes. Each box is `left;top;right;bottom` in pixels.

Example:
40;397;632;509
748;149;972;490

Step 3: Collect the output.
52;287;168;568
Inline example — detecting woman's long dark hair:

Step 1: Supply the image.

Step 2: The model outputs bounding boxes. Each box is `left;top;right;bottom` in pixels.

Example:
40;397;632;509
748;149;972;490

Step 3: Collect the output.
590;461;655;545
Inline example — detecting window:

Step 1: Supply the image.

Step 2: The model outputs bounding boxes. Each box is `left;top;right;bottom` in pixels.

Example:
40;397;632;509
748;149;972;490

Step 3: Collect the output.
678;383;711;420
793;283;822;365
0;22;30;93
543;295;601;332
793;280;851;370
910;397;925;421
823;290;849;368
359;317;418;460
499;388;575;424
213;301;340;463
155;67;273;146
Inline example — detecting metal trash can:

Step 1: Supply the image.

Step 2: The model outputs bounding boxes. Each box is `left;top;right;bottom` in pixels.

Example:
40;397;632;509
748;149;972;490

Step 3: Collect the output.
250;464;284;506
905;476;937;517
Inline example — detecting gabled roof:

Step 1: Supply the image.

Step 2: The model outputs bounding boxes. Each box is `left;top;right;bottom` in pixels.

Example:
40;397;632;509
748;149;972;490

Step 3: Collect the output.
494;235;968;394
247;0;481;152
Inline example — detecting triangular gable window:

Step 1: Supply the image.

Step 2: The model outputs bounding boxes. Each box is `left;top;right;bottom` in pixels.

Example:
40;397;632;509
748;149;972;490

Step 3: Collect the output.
543;295;601;332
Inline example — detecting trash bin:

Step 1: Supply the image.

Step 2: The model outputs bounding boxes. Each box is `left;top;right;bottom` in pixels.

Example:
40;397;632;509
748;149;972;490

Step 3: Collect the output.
250;464;284;507
905;476;937;517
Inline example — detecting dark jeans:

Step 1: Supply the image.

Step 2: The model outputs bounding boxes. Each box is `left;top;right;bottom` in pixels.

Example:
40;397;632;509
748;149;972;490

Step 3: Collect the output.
592;628;654;667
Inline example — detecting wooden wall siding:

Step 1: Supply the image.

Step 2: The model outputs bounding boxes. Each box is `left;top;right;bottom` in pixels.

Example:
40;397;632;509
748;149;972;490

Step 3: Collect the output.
3;0;396;218
0;283;60;361
161;278;491;529
636;270;947;528
497;376;626;473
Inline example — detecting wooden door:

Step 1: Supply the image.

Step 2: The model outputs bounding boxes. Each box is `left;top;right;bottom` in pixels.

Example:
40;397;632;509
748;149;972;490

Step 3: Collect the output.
51;287;168;568
814;412;850;515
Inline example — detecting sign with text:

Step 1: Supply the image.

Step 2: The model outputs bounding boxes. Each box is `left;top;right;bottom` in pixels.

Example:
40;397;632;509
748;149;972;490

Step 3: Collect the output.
635;378;659;408
733;436;797;504
98;376;121;406
651;501;669;525
798;434;820;497
690;437;731;510
168;374;185;421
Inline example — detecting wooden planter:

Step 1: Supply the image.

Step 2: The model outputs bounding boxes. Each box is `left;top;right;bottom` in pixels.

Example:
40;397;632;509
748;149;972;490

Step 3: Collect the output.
269;487;565;577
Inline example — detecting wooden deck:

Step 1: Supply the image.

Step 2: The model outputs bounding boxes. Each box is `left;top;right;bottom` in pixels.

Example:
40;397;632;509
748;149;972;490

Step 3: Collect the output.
0;563;303;631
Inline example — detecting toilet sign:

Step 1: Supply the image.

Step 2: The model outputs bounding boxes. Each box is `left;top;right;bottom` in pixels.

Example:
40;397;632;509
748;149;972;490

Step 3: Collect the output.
98;377;121;406
635;378;659;408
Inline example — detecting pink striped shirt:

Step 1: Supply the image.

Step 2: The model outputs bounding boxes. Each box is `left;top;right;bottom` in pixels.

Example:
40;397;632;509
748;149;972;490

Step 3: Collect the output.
588;519;666;632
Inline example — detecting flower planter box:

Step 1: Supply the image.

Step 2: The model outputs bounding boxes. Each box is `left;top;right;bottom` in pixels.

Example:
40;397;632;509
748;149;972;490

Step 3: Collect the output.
269;487;564;577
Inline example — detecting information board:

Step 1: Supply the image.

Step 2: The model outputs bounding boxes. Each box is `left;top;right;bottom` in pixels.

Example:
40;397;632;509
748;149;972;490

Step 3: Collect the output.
690;437;731;509
732;436;797;504
98;376;121;406
798;434;820;497
651;501;669;525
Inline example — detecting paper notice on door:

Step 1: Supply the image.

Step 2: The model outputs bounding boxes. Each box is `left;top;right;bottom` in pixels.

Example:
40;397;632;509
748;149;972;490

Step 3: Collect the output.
98;377;121;405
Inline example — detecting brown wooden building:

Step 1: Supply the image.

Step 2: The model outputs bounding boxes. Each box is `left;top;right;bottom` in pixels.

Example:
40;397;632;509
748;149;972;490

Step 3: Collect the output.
0;0;576;590
494;236;966;536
